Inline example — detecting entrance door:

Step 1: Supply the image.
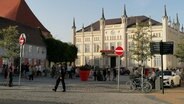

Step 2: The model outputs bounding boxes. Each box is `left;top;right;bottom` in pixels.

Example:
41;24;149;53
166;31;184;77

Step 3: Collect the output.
110;57;116;68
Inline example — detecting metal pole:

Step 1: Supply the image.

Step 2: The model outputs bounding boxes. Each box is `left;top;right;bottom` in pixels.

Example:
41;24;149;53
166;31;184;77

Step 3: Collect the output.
117;56;120;91
19;45;23;85
160;41;164;94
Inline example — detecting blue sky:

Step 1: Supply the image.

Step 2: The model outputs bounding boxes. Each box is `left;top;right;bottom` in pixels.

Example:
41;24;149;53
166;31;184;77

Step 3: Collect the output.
26;0;184;42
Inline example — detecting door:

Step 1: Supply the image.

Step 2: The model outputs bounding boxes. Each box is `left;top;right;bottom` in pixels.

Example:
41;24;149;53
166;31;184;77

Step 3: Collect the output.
110;56;116;68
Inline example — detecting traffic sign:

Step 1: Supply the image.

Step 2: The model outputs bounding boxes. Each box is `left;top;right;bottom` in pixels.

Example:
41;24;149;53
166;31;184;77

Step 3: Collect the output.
19;33;26;45
115;46;124;56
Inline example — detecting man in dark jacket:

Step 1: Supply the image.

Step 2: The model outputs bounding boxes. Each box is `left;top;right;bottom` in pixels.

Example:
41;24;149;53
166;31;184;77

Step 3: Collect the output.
52;64;66;92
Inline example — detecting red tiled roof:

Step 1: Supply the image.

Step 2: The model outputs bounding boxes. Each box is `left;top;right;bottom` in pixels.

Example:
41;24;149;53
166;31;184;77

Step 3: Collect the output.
0;0;50;33
0;17;46;46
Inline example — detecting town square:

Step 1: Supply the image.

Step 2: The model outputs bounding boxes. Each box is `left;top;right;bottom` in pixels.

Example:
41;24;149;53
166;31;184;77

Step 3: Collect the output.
0;0;184;104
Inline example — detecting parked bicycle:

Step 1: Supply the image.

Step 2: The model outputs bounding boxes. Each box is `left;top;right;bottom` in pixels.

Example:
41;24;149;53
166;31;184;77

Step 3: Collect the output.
125;76;152;93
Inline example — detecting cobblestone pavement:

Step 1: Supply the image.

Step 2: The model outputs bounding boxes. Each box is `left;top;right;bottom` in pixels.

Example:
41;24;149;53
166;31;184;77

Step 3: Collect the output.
0;75;176;104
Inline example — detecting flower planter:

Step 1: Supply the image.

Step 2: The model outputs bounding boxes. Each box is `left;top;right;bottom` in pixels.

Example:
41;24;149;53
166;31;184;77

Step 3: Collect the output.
79;70;90;81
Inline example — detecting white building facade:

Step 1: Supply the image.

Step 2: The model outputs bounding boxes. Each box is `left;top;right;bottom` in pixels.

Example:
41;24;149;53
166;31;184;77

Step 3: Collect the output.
73;6;184;70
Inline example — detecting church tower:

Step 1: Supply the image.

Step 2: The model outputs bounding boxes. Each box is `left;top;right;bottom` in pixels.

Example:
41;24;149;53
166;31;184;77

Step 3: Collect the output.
121;4;128;68
162;5;168;70
176;13;180;31
100;8;105;51
162;5;168;41
72;18;76;44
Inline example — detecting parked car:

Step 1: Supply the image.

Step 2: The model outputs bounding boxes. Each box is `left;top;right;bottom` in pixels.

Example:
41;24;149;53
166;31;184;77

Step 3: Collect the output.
120;67;130;75
160;70;181;87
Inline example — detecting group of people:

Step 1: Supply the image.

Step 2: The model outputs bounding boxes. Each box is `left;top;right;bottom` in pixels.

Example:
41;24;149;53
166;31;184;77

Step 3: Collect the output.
2;63;45;87
51;64;75;79
93;66;117;81
21;63;44;80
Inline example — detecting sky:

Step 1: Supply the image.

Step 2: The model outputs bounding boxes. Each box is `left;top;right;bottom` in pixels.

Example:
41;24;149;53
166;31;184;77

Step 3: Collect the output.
26;0;184;43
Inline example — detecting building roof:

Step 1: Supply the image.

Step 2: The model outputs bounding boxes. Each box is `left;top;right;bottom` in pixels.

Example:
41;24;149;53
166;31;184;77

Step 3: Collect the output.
0;17;45;47
0;0;49;33
77;15;162;32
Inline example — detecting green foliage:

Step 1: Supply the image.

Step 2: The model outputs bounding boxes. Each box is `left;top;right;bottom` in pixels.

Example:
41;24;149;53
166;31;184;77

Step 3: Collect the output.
175;39;184;62
129;23;152;64
79;64;92;71
0;26;20;58
45;38;78;63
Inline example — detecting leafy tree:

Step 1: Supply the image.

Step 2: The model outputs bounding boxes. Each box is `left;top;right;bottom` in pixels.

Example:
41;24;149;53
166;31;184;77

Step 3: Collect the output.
129;23;152;65
0;26;20;60
67;44;78;63
175;38;184;62
45;38;78;65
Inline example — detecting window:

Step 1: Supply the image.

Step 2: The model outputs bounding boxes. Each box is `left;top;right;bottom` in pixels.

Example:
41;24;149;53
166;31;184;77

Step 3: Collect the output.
85;56;90;65
85;38;90;42
154;56;161;67
84;44;90;53
37;47;40;53
76;44;81;52
117;42;122;47
29;45;32;53
75;56;81;65
94;43;100;52
104;43;109;50
94;56;100;66
110;42;115;50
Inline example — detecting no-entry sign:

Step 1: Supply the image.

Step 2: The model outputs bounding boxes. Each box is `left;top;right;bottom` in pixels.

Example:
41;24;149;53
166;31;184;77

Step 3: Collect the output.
19;33;26;45
115;46;124;56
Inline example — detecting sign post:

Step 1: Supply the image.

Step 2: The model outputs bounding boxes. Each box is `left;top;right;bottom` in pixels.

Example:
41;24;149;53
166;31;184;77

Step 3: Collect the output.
115;46;124;91
19;33;26;86
150;41;173;94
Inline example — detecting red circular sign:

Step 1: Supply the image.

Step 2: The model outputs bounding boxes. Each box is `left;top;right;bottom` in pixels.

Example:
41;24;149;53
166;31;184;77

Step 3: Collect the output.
115;46;124;56
19;34;25;45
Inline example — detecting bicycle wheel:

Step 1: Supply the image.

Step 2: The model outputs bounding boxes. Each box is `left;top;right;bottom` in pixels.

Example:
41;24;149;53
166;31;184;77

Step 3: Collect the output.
142;82;152;93
125;81;136;91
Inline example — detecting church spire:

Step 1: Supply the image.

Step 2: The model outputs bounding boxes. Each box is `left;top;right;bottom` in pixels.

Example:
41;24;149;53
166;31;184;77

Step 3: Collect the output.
176;13;180;24
72;17;76;29
123;4;127;17
101;8;105;20
164;5;167;17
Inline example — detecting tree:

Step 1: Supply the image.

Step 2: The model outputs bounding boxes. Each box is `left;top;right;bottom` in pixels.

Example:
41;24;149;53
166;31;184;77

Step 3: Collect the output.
175;38;184;62
0;26;20;60
129;23;152;65
45;38;78;65
67;44;78;63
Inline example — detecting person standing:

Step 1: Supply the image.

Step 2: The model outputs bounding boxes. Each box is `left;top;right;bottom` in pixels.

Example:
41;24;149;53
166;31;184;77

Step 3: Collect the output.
52;64;66;92
8;63;14;87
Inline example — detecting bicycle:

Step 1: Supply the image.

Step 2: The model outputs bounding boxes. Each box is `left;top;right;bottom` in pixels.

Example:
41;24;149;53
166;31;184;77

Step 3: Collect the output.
125;77;152;93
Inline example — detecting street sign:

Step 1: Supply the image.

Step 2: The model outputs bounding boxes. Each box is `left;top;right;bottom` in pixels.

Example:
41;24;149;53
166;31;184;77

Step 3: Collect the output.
115;46;124;56
150;42;160;54
150;41;174;55
162;42;174;54
19;33;26;45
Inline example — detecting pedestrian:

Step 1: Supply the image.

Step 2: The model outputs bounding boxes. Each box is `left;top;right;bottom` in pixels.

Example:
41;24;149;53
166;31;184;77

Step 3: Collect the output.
8;63;14;87
107;66;111;81
67;64;72;79
28;65;34;80
112;67;117;81
3;64;8;79
51;64;56;78
52;64;66;92
93;69;97;81
103;68;107;81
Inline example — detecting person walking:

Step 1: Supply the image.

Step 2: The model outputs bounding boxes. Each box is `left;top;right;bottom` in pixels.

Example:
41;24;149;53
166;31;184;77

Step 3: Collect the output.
52;64;66;92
